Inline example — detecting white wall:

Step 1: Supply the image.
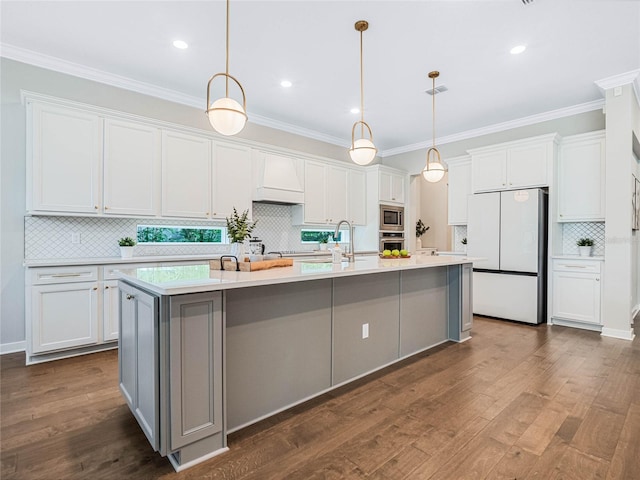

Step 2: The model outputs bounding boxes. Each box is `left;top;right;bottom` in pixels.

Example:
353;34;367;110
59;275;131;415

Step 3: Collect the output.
0;58;357;349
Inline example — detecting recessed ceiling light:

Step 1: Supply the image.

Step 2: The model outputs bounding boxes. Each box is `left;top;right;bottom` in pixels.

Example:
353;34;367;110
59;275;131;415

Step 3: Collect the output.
510;45;526;55
350;107;360;114
173;40;188;50
280;80;292;88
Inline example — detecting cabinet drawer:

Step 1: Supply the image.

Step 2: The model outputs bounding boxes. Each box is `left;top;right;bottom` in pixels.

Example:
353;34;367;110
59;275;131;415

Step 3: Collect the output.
31;266;98;285
553;260;601;274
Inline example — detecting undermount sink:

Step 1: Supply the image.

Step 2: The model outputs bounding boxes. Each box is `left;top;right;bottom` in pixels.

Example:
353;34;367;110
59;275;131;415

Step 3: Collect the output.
299;258;366;264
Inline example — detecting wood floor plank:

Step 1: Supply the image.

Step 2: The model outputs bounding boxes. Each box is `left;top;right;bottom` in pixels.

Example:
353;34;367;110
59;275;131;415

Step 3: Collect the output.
570;406;626;462
2;318;638;479
606;402;640;479
484;445;538;480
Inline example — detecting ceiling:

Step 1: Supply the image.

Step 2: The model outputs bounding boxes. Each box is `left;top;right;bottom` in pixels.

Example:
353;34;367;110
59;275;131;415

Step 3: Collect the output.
2;1;639;156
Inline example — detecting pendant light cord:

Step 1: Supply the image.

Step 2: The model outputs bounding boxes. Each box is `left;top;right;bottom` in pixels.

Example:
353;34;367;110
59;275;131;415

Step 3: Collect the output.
360;28;364;137
431;75;436;148
225;0;230;97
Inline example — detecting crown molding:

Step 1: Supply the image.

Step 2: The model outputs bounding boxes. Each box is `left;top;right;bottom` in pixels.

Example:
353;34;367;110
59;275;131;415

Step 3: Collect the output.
380;99;604;157
1;43;349;148
595;69;640;107
2;43;613;157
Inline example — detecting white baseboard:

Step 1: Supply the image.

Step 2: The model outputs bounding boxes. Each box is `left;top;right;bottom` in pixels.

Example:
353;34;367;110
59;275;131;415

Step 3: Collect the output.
0;341;25;355
601;327;636;341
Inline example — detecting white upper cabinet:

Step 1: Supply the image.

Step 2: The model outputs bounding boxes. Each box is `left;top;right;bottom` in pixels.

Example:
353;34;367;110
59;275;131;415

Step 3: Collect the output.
28;102;102;214
103;119;160;216
446;155;472;225
470;134;557;193
348;169;366;225
212;142;252;219
293;160;358;225
379;170;405;204
471;150;507;192
557;131;605;222
161;130;211;219
327;165;349;223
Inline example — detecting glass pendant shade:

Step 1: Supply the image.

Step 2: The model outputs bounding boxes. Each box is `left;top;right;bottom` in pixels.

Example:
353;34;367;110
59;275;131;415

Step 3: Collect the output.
207;97;247;136
422;162;445;182
349;138;377;165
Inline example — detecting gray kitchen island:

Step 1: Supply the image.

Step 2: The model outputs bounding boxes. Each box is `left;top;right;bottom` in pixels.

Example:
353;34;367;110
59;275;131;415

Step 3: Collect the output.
117;255;473;471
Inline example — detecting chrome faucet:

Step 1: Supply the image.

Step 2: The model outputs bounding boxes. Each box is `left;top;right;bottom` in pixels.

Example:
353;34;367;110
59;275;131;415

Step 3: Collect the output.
334;220;355;262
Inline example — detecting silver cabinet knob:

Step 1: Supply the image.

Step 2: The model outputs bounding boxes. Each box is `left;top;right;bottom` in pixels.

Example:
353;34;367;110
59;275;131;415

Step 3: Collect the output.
126;294;134;300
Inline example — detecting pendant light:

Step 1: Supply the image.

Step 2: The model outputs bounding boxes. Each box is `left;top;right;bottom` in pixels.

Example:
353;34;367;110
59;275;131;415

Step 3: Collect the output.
205;0;247;136
349;20;377;166
422;71;446;182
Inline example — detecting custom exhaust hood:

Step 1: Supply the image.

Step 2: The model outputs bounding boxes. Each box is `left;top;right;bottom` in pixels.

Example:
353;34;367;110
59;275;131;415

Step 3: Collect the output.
253;152;304;204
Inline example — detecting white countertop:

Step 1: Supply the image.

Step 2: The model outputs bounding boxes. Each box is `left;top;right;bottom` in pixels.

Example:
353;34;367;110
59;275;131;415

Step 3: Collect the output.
118;255;475;296
551;255;605;261
23;251;380;268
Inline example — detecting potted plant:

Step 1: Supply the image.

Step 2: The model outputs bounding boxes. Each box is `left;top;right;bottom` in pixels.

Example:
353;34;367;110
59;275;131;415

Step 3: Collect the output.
226;208;257;260
318;232;331;250
577;238;594;257
415;219;430;249
118;237;136;259
461;237;467;252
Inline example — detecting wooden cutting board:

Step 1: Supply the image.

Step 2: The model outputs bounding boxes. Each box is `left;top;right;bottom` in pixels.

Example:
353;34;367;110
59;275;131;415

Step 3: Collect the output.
210;258;294;272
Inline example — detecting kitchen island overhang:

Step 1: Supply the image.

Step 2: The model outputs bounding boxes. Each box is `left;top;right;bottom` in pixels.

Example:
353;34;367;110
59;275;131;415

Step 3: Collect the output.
117;255;474;471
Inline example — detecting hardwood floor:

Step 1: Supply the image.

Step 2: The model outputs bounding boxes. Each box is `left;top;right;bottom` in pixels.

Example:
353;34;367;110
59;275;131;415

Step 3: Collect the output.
2;317;639;479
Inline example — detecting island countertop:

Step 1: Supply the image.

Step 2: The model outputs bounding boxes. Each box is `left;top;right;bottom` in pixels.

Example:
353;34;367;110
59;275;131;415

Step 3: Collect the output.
119;255;475;296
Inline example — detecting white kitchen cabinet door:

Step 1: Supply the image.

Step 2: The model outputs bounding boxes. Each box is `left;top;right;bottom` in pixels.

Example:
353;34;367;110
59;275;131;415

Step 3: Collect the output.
507;142;549;189
29;102;102;214
327;166;349;223
379;171;405;204
348;169;366;225
161;130;211;218
103;280;120;342
103;119;160;217
31;282;99;353
212;142;252;219
557;132;605;222
302;161;328;224
447;158;471;225
471;150;507;192
552;271;601;324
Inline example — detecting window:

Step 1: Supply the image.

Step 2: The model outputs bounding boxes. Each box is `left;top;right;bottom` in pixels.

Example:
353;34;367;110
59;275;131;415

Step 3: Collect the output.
300;229;346;244
137;225;227;244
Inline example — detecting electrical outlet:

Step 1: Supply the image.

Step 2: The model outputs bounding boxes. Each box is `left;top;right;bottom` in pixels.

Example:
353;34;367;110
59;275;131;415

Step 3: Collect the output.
70;232;81;244
362;323;369;339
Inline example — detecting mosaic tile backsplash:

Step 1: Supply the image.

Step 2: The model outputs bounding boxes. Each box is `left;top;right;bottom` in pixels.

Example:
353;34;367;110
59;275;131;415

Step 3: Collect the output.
561;222;605;256
453;226;468;252
24;203;318;259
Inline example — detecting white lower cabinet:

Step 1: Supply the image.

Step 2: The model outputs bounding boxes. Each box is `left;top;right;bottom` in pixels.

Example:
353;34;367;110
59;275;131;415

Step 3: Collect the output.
26;263;161;363
31;282;99;354
103;280;120;342
551;259;602;326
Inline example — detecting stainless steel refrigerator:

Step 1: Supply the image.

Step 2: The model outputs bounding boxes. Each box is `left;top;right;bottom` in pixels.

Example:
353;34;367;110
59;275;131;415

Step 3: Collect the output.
467;188;548;324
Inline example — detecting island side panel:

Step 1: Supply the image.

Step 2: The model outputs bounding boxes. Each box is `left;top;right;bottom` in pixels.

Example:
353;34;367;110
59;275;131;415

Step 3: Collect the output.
225;279;332;431
399;267;449;357
447;263;473;342
332;271;401;385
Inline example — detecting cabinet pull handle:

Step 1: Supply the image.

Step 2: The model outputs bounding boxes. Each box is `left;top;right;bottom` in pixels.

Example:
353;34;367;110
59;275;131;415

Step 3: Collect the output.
596;278;600;281
94;205;98;210
105;285;110;289
50;273;82;278
92;287;98;291
104;206;109;210
565;265;587;269
126;294;134;300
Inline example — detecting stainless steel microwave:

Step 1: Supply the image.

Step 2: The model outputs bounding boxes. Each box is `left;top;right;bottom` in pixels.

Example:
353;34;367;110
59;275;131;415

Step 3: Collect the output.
379;204;404;232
